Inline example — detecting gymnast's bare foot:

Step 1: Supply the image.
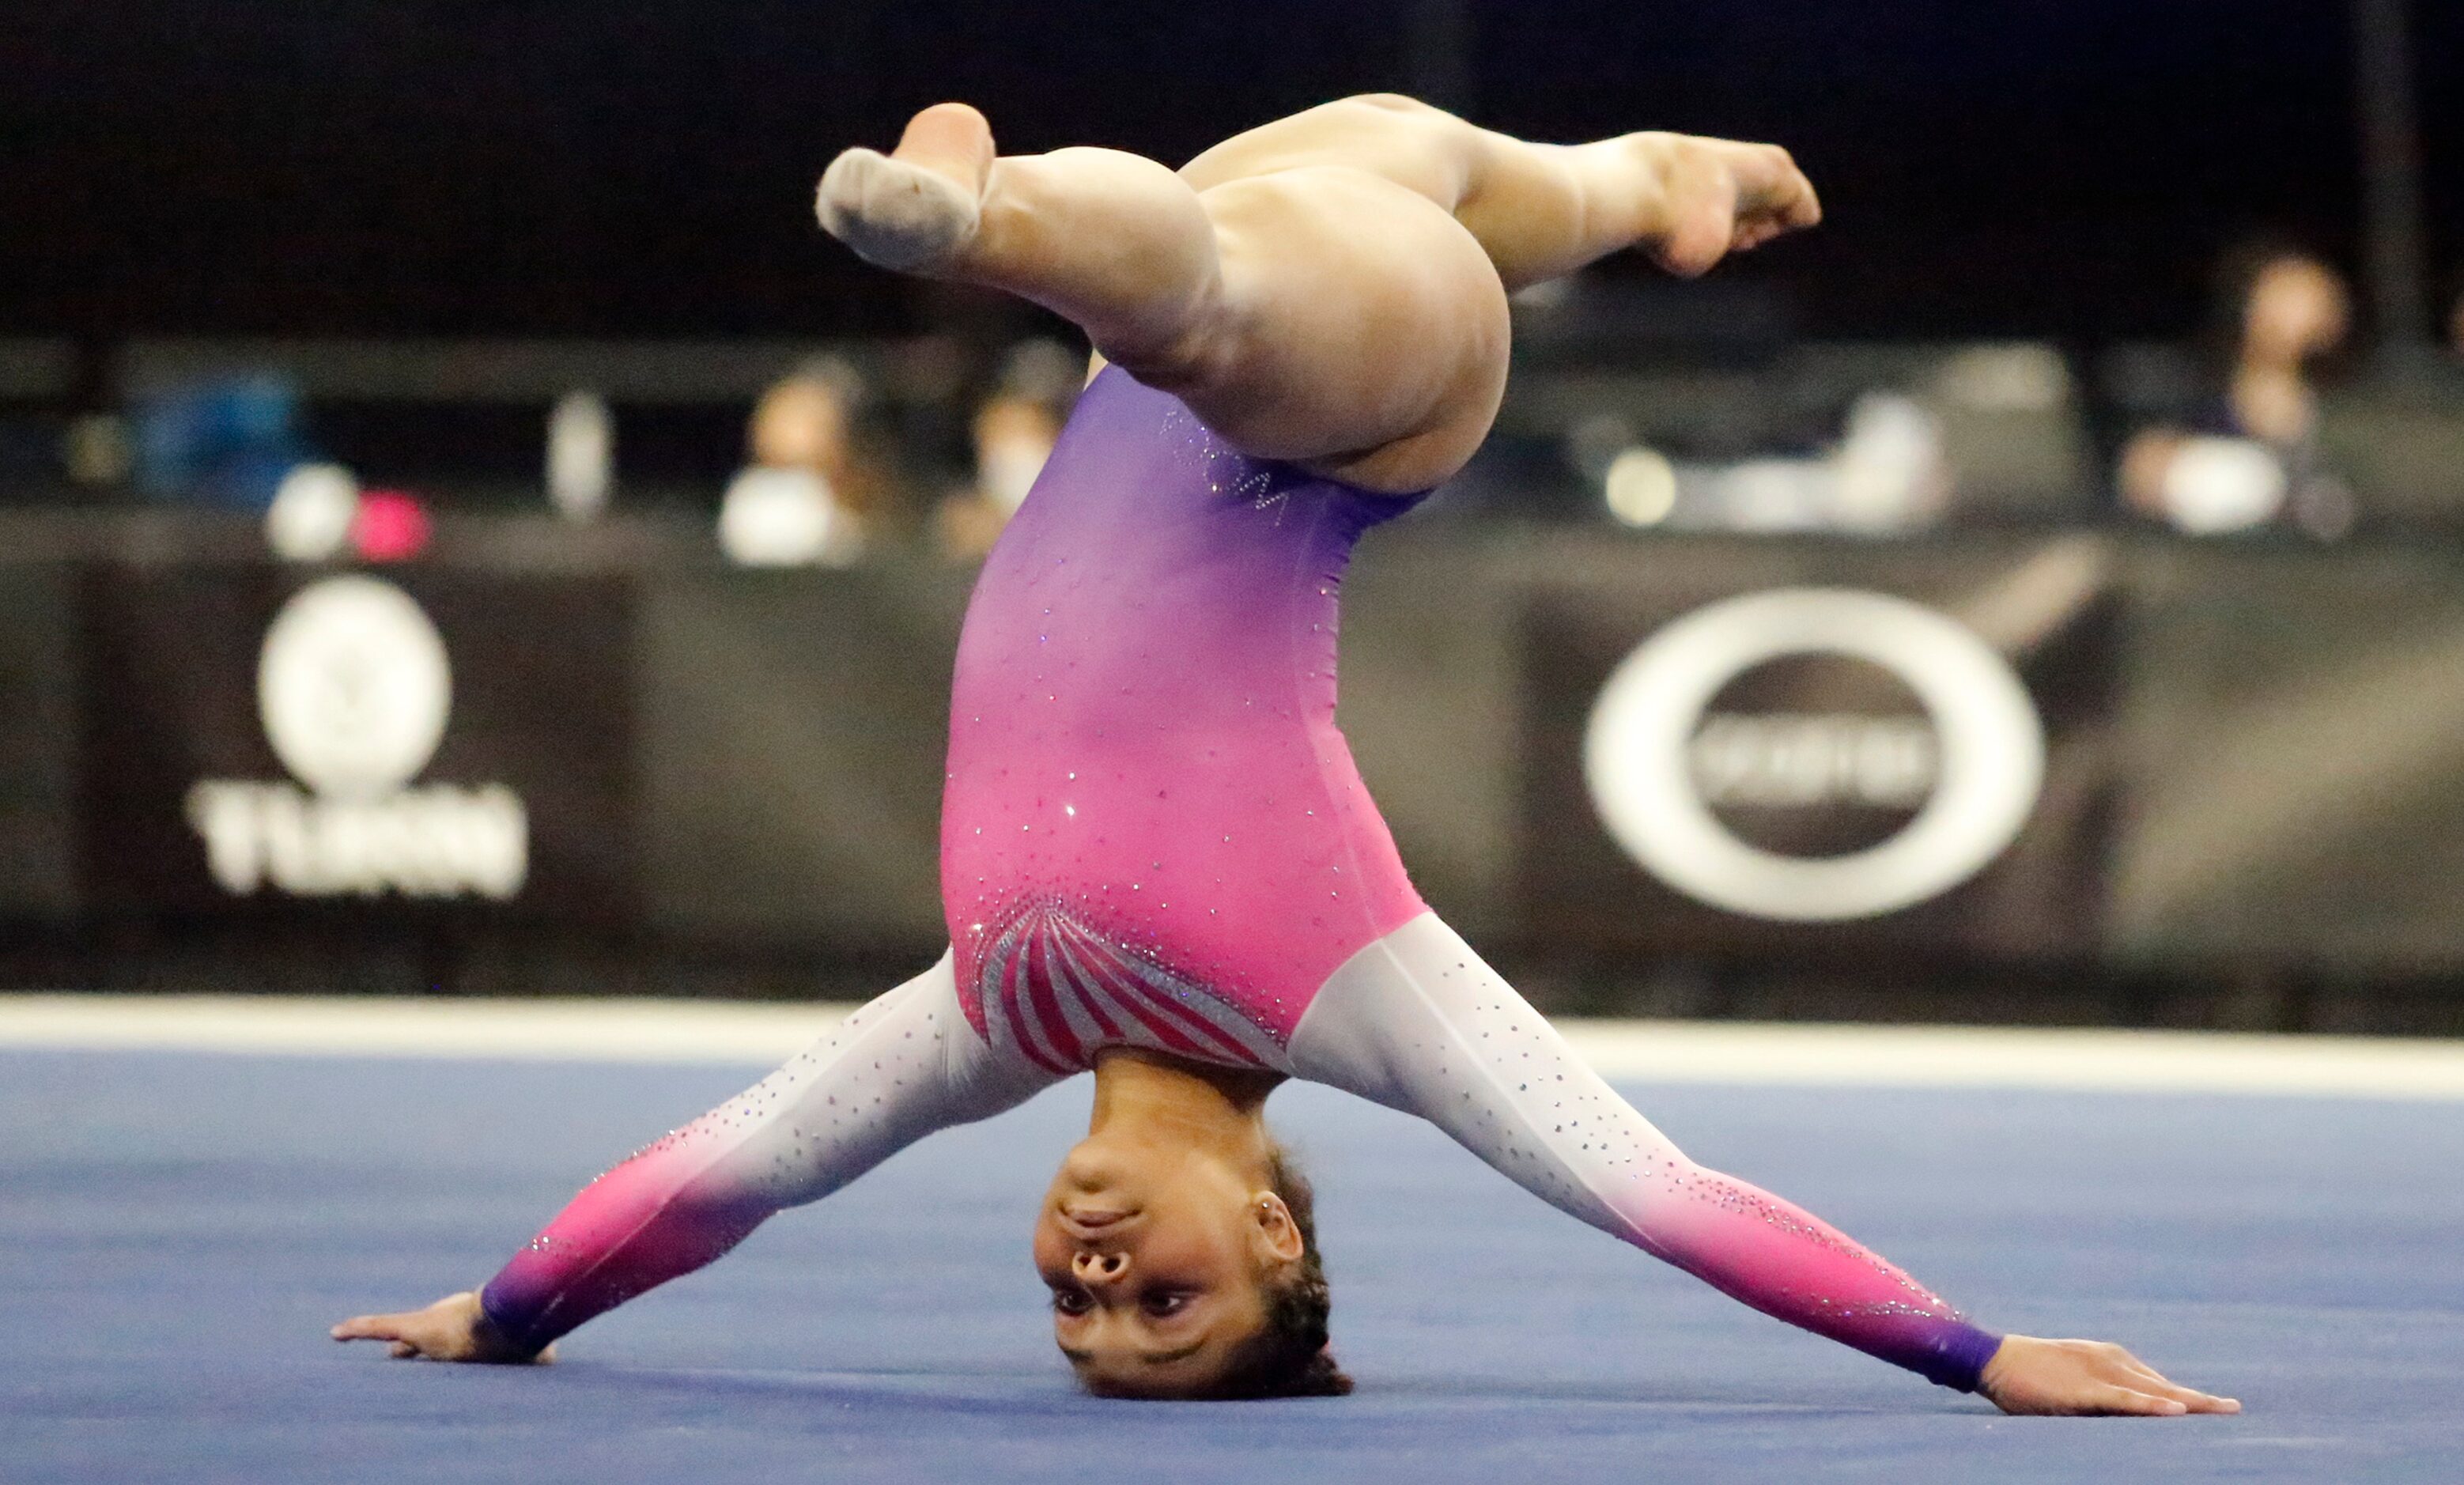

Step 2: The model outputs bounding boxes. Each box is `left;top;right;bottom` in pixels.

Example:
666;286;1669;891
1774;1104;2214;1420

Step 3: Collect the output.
816;102;996;273
1634;133;1822;278
331;1290;551;1364
1978;1335;2239;1416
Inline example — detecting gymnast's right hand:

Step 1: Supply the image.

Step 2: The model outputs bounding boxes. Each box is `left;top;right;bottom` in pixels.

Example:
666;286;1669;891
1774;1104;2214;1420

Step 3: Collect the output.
331;1290;551;1363
1977;1335;2238;1416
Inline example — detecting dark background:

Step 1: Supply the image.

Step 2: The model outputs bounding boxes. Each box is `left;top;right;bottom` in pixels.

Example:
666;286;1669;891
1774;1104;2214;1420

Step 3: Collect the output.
6;1;2458;342
7;6;2464;1033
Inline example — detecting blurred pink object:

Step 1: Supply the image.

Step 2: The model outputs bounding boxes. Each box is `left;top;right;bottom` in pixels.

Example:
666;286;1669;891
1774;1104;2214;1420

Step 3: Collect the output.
350;490;432;561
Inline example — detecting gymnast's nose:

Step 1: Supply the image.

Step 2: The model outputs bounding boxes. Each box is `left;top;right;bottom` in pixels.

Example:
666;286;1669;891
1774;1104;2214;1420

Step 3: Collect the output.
1072;1249;1130;1287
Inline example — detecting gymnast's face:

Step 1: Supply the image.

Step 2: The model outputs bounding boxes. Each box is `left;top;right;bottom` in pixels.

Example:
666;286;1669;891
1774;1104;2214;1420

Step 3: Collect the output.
1033;1135;1302;1397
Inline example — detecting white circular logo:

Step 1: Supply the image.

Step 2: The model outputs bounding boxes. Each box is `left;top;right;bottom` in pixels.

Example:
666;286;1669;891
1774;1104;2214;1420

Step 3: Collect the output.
257;576;452;801
1583;588;2044;921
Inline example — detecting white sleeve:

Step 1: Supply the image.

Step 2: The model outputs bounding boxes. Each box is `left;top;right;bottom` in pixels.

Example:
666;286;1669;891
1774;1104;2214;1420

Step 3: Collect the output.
699;950;1062;1207
1287;914;2001;1390
478;952;1063;1350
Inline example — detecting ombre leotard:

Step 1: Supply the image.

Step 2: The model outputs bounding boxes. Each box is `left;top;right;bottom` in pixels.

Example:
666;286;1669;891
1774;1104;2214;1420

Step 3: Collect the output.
478;368;2001;1391
940;369;1426;1068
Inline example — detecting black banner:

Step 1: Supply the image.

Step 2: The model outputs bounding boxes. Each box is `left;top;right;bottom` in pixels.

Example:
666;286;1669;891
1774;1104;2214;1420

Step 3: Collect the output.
19;529;2464;983
78;565;633;924
1516;538;2118;960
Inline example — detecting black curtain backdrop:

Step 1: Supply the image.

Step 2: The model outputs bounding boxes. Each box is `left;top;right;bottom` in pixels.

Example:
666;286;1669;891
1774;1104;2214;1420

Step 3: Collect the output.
6;1;2451;342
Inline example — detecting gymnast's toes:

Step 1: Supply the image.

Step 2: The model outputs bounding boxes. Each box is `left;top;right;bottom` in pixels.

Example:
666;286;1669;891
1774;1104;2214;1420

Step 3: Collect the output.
815;147;983;274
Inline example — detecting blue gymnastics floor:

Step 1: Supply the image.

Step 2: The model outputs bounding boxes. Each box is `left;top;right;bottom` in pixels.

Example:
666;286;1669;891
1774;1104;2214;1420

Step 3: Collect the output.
4;1046;2457;1483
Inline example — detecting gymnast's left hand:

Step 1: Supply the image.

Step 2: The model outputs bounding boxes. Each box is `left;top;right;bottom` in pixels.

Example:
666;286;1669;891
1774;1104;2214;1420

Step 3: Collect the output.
331;1290;552;1363
1977;1335;2239;1416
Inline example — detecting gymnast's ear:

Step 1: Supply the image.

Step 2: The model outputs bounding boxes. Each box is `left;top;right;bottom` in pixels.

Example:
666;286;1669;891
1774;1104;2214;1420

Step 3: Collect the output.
1249;1190;1306;1264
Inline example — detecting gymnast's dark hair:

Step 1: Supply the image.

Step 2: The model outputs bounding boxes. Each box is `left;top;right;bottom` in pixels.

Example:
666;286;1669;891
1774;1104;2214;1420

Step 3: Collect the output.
1209;1140;1352;1400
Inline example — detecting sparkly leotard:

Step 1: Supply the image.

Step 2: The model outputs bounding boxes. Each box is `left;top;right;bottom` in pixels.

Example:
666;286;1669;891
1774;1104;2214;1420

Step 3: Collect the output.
478;368;2001;1392
940;368;1424;1070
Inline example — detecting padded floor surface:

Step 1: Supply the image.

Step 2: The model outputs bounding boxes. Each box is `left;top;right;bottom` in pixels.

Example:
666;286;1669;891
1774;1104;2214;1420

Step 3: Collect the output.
5;1047;2457;1483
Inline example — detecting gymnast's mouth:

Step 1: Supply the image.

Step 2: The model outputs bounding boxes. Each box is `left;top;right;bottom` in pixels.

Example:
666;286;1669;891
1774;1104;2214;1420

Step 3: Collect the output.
1059;1206;1138;1240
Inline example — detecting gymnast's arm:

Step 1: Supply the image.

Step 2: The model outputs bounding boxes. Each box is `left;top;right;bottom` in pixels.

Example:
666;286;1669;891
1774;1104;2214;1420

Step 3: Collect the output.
331;954;1058;1361
1286;920;2238;1414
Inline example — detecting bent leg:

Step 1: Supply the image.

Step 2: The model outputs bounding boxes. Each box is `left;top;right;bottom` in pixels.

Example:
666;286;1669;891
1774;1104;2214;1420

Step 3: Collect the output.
816;99;1814;490
1287;914;2002;1392
817;104;1507;493
1167;166;1509;490
820;106;1230;374
1180;93;1821;287
478;954;1059;1352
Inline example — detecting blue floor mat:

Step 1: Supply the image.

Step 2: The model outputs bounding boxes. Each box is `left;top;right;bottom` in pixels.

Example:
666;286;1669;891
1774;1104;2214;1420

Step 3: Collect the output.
4;1048;2455;1483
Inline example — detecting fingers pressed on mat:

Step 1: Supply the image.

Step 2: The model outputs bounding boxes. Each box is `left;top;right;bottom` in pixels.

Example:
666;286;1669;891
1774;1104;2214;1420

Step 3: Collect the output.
2099;1386;2188;1415
2114;1357;2237;1411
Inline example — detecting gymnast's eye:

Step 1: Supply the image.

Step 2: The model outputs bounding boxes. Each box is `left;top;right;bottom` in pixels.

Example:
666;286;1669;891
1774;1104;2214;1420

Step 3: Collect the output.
1139;1290;1190;1319
1050;1287;1094;1317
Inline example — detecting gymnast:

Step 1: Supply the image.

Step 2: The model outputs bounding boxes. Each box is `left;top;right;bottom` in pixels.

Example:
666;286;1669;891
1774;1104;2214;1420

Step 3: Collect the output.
336;96;2237;1415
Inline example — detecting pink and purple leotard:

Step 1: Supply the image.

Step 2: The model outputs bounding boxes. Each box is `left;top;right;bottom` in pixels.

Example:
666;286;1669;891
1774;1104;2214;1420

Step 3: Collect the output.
477;367;2001;1392
940;368;1425;1070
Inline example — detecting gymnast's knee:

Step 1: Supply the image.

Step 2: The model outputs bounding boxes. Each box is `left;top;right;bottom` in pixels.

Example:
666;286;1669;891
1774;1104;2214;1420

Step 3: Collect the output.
1336;92;1446;120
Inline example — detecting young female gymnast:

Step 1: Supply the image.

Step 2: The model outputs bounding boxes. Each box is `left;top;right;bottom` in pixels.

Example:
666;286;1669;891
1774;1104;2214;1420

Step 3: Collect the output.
337;96;2237;1415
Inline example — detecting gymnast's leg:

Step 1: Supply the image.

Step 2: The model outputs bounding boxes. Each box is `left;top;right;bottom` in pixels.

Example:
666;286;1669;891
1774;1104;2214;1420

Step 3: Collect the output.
818;100;1504;492
814;97;1816;493
1173;93;1821;286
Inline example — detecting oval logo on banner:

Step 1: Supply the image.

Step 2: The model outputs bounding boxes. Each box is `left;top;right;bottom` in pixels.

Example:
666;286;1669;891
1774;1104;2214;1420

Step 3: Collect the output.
256;576;453;802
1583;588;2045;921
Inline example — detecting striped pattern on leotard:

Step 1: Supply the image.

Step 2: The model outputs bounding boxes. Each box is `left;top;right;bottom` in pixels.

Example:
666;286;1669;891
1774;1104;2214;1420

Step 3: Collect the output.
972;897;1289;1075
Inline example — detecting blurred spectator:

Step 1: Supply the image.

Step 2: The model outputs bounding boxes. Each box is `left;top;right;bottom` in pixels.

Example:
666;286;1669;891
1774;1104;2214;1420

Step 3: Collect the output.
935;340;1079;561
2119;245;2355;539
263;463;361;561
133;375;313;508
1590;391;1949;537
62;414;134;489
718;361;875;566
545;391;614;522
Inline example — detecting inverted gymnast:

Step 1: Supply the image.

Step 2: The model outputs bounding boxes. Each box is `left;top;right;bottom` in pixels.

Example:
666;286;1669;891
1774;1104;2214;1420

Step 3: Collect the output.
337;96;2237;1415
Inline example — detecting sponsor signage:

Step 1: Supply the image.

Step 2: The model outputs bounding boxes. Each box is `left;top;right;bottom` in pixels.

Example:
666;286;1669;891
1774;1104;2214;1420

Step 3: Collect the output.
1584;588;2045;922
187;576;527;900
1521;550;2114;958
80;566;630;921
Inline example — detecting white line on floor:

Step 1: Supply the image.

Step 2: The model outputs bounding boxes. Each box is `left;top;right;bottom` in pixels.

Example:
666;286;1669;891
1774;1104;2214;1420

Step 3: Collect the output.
2;993;2462;1100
